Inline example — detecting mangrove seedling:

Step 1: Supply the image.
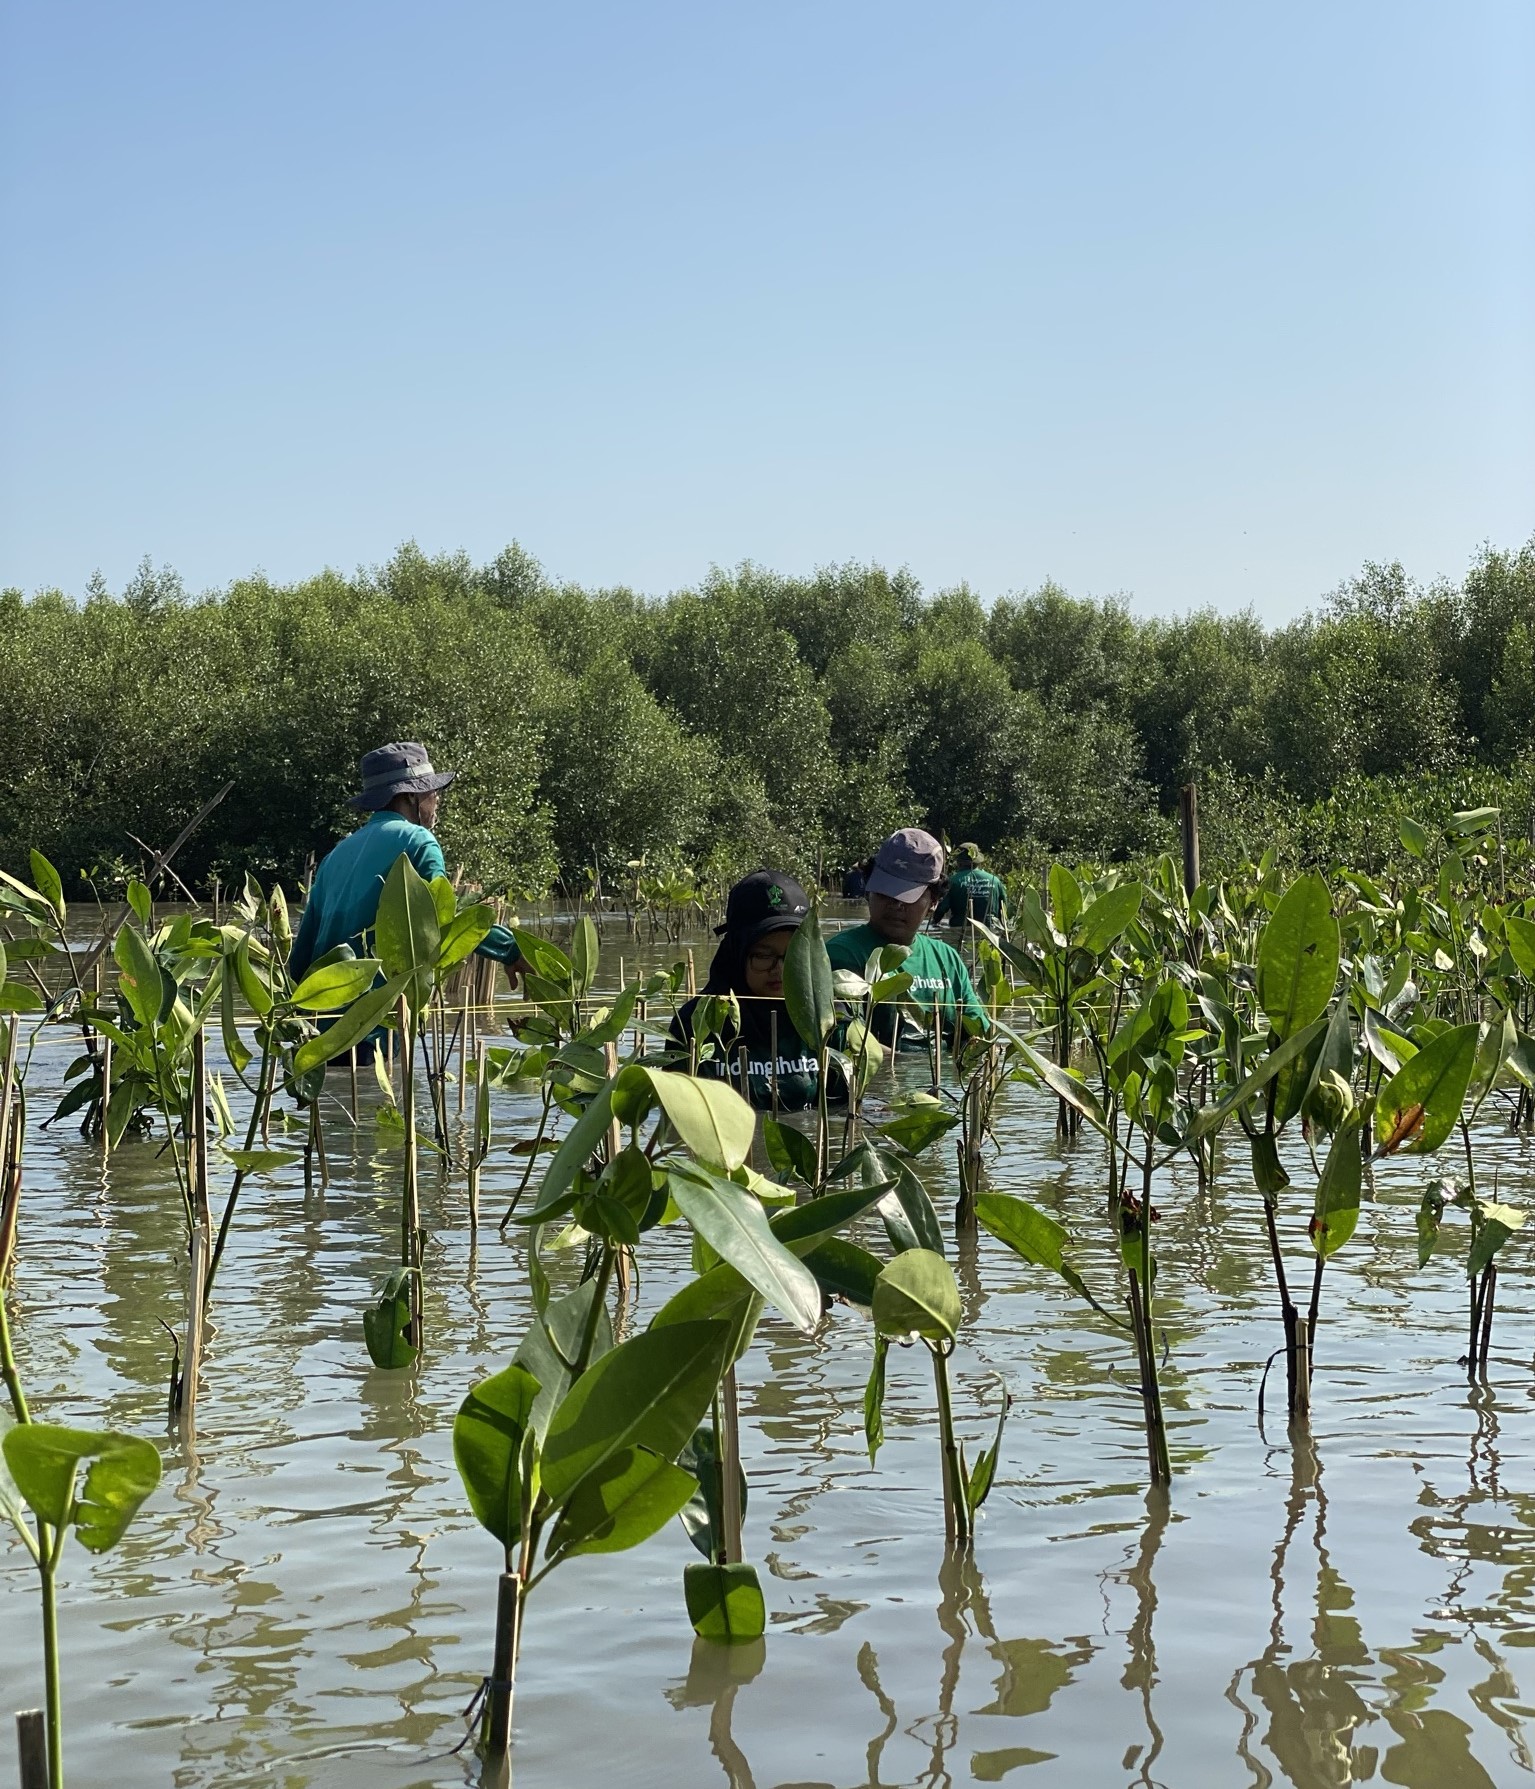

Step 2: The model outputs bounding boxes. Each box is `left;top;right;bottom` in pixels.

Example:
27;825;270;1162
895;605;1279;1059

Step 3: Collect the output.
1;1288;162;1789
863;1248;1007;1548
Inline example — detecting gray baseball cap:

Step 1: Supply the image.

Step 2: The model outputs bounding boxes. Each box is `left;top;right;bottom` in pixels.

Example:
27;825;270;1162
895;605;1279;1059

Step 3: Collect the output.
866;827;946;902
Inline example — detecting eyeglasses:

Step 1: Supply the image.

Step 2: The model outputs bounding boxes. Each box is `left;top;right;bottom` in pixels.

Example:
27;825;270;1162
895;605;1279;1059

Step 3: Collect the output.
746;946;788;971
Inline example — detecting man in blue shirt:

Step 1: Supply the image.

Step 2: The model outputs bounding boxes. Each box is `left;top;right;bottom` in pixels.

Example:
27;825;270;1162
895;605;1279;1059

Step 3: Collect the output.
288;741;522;982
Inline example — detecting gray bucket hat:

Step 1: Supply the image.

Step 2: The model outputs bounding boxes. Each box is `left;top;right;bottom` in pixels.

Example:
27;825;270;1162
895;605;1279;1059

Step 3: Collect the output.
350;742;457;812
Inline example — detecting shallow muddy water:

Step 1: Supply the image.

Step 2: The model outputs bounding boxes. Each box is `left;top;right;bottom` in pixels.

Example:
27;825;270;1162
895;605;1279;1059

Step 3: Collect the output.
3;915;1535;1788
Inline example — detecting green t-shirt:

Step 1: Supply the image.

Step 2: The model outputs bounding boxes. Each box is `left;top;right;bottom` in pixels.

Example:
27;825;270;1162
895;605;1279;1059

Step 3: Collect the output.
826;923;988;1052
939;866;1007;928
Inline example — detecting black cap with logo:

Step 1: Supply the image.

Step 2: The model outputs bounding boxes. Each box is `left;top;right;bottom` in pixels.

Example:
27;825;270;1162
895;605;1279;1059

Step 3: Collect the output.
715;870;811;944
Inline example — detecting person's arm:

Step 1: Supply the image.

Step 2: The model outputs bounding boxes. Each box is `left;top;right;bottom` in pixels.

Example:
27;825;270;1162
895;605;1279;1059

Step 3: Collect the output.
408;828;522;971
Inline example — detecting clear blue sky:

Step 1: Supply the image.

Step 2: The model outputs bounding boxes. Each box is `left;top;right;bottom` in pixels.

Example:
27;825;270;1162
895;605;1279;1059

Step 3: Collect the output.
3;1;1531;618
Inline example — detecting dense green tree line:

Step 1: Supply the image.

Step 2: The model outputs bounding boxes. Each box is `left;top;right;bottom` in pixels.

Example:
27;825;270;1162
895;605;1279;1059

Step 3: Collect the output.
3;536;1533;899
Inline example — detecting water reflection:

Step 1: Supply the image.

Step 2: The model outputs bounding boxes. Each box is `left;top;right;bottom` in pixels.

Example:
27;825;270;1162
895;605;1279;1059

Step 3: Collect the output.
9;927;1535;1786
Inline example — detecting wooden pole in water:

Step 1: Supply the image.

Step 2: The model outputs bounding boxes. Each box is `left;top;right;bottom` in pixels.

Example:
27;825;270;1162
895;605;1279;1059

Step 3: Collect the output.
603;1041;632;1298
1293;1315;1311;1420
768;1010;780;1117
467;1048;485;1231
348;1046;359;1126
399;998;423;1345
685;949;696;997
15;1710;47;1789
181;1031;213;1428
931;995;943;1093
483;1571;522;1757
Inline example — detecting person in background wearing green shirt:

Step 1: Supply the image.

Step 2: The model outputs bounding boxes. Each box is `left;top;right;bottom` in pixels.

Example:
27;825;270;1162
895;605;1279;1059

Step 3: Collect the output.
288;744;522;1048
827;827;987;1052
669;871;845;1110
938;842;1008;930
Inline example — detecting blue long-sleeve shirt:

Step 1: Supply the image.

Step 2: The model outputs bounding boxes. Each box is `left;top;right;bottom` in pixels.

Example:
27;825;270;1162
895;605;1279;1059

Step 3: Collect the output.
288;811;519;980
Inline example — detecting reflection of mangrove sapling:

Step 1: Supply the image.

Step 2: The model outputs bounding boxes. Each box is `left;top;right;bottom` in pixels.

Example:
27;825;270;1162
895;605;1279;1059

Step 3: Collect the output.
864;1248;1006;1548
2;1284;161;1789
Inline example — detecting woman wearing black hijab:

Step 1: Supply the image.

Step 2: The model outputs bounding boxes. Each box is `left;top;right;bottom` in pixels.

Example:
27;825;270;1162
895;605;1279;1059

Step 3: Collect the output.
669;870;844;1111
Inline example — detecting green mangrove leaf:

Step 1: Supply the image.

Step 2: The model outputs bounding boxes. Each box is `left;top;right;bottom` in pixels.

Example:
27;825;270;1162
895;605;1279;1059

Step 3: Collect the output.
974;1192;1120;1323
125;878;152;926
876;1104;961;1156
783;897;835;1048
666;1165;822;1333
570;914;599;998
1416;1182;1448;1266
218;966;252;1074
0;984;44;1015
1048;863;1083;935
1362;1006;1414;1076
291;973;410;1077
763;1116;818;1185
375;854;439;1011
1469;1009;1517;1114
649;1264;763;1369
288;957;383;1012
872;1248;960;1342
801;1237;883;1305
1468;1203;1524;1277
29;850;65;923
1255;874;1340;1040
540;1319;731;1507
684;1561;767;1642
1182;1015;1328;1146
1;1423;161;1552
222;1147;302;1174
1504;915;1535;982
1074;881;1143;957
1011;1033;1109;1136
518;1083;617;1223
513;1277;616;1444
1250;1131;1290;1198
864;1334;889;1462
362;1266;417;1368
645;1068;756;1173
1309;1114;1364;1259
677;1420;749;1562
965;1380;1010;1516
1374;1023;1478;1157
1399;816;1429;858
769;1184;889;1254
452;1362;541;1547
113;923;163;1030
234;934;274;1017
546;1445;695;1561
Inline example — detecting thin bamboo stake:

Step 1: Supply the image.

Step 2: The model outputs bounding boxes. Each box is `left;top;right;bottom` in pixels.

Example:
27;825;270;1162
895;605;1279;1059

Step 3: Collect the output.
348;1045;359;1126
720;1370;744;1563
181;1033;213;1428
769;1010;780;1117
467;1048;486;1231
399;999;423;1346
686;949;697;997
1293;1315;1311;1421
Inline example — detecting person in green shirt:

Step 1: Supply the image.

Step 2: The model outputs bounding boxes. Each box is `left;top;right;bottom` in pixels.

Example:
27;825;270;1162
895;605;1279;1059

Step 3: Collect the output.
938;842;1008;930
669;870;844;1111
827;827;987;1053
288;743;521;1032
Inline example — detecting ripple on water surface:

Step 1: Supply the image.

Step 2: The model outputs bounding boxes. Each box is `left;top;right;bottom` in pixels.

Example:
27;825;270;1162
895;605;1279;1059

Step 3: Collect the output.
4;984;1535;1788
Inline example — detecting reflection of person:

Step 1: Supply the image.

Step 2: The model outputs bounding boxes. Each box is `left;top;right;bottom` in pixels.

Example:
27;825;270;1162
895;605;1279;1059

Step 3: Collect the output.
669;871;843;1110
288;741;521;983
827;828;986;1052
938;843;1008;929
